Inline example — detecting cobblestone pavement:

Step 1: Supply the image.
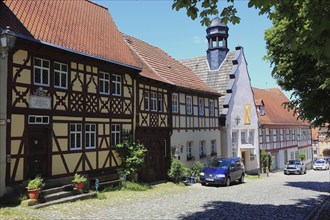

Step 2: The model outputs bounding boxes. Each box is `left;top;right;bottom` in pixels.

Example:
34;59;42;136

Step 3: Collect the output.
32;169;330;219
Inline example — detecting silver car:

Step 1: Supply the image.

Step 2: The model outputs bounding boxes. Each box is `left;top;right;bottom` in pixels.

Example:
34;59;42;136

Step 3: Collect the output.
313;159;330;170
284;160;306;175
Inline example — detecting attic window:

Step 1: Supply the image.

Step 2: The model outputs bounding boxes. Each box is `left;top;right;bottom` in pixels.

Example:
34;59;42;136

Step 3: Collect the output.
260;105;265;116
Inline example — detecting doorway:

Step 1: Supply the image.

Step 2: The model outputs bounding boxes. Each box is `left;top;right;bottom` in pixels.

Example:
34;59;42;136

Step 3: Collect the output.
25;129;49;179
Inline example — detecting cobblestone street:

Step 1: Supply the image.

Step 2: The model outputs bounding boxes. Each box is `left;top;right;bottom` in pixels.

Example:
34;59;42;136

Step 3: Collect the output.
24;169;330;220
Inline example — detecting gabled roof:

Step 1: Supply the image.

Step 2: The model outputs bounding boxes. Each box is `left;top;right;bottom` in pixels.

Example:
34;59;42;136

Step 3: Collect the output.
252;88;309;126
0;0;139;69
123;34;220;95
180;51;236;113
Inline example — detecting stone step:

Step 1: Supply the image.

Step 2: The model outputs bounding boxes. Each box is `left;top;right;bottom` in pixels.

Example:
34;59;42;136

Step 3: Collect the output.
41;184;73;196
32;192;96;209
42;190;80;203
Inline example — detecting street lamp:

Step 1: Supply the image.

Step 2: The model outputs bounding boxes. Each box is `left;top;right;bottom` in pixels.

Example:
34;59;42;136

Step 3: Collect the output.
1;26;16;59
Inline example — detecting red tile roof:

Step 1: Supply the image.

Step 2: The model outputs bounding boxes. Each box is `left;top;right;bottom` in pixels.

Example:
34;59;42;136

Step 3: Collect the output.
123;34;220;95
253;88;309;126
0;0;139;68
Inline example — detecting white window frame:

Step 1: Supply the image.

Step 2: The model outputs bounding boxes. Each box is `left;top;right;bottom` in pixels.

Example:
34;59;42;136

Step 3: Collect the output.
34;57;50;86
150;91;157;112
111;74;122;96
186;96;192;115
85;124;96;149
199;140;206;157
111;124;121;147
249;130;254;145
28;115;49;124
187;141;192;157
158;93;163;112
172;93;178;113
99;71;110;94
70;124;82;150
241;131;247;144
209;99;215;116
211;140;216;154
54;62;68;89
198;97;204;116
144;91;150;111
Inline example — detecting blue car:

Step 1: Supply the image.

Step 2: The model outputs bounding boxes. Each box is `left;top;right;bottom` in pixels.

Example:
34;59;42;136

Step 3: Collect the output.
200;157;245;186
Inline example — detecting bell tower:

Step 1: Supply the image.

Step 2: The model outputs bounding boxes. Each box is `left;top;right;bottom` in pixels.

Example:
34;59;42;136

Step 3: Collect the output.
206;17;229;70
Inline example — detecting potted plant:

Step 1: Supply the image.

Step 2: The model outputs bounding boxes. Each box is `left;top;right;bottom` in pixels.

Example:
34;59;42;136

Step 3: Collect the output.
26;176;43;200
72;173;87;190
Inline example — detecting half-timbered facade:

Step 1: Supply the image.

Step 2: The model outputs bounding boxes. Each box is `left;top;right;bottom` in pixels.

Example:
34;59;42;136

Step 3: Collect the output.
180;17;260;174
253;88;313;170
0;0;142;195
124;34;221;168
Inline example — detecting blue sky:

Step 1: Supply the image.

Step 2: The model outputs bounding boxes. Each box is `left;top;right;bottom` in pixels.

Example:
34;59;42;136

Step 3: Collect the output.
95;0;282;92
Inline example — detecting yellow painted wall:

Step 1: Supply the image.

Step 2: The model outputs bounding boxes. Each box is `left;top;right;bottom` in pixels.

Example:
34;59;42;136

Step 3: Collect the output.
13;50;30;66
64;153;82;173
52;155;67;175
86;152;96;170
11;158;23;181
14;68;31;84
11;114;24;137
10;140;20;155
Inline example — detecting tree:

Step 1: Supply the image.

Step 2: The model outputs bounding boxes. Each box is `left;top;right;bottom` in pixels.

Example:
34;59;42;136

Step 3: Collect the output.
299;152;306;162
172;0;330;129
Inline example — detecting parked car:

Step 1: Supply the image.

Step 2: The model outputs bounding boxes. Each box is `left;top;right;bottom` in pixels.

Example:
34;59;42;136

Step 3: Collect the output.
284;160;306;175
313;159;330;170
199;157;245;186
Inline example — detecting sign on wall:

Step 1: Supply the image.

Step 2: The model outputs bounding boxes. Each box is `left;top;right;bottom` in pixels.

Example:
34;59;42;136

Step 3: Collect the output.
29;95;51;110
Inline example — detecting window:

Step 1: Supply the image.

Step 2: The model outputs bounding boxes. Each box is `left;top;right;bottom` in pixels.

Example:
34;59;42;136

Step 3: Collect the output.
54;62;68;89
144;91;149;111
262;129;266;144
211;140;216;155
187;141;192;157
85;124;96;149
111;124;121;147
276;129;281;142
70;124;82;150
249;130;254;145
150;92;157;112
241;131;247;144
283;129;287;142
158;93;163;112
99;72;110;94
209;99;215;116
186;96;192;115
199;141;206;158
172;93;179;113
34;57;50;86
260;104;265;116
111;74;121;96
198;98;204;116
28;115;49;124
269;129;273;142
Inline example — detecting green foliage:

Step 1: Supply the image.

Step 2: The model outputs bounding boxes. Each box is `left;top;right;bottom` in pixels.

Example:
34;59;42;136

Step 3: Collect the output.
116;139;147;181
27;176;43;190
121;181;150;191
96;192;107;200
72;173;87;183
168;157;186;183
299;152;306;161
190;161;204;176
172;0;330;129
261;149;272;172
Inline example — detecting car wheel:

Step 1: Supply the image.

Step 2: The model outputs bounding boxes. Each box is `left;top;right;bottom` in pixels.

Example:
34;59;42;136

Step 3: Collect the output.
304;169;307;174
201;183;206;186
225;177;231;187
239;174;244;183
300;169;303;175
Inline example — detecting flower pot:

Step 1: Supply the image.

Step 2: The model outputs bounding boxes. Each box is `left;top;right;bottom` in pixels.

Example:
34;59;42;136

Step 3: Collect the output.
74;182;84;190
27;189;41;200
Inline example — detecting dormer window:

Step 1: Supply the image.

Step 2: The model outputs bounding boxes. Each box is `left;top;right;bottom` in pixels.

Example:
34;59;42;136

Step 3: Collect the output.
260;104;265;116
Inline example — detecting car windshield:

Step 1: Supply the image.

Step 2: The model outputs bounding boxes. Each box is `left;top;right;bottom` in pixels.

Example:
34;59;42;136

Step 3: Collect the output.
208;159;231;169
288;160;300;165
315;160;325;164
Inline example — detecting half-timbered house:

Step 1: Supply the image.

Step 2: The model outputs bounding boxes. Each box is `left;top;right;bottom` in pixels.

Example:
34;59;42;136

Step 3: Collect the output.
123;34;221;168
0;0;142;196
253;88;313;170
180;17;260;174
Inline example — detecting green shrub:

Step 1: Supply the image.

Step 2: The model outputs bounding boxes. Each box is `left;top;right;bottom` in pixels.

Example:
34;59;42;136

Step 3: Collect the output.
168;158;186;183
27;176;43;190
72;173;87;183
96;192;107;200
191;161;204;176
121;181;150;191
299;152;306;161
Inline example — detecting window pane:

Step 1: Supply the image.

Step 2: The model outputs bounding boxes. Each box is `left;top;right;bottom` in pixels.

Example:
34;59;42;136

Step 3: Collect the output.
43;60;49;68
55;72;60;86
35;58;41;66
35;68;41;83
61;73;67;88
43;69;48;84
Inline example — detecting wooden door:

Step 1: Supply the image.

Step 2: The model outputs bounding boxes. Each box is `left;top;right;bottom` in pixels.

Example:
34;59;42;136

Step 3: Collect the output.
26;129;49;179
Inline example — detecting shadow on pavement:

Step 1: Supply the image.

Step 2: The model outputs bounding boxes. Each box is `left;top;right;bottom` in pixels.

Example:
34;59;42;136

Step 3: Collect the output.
178;194;329;220
284;181;330;193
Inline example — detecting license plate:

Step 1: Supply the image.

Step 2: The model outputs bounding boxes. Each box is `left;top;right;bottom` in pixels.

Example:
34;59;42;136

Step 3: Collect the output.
206;178;214;181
